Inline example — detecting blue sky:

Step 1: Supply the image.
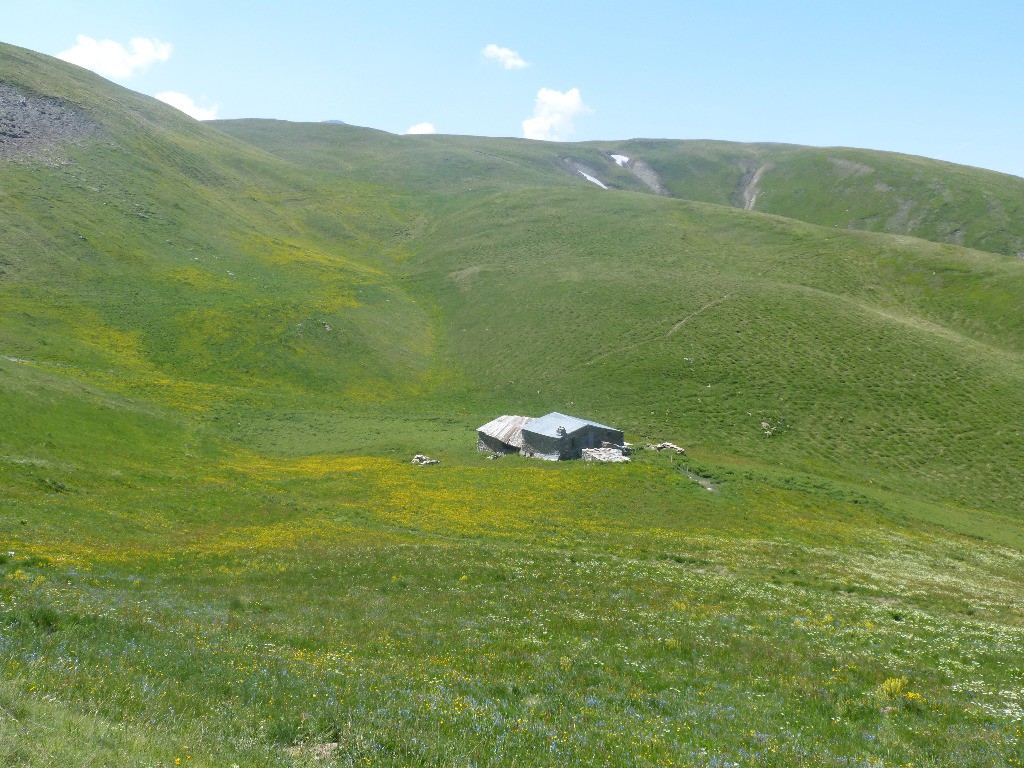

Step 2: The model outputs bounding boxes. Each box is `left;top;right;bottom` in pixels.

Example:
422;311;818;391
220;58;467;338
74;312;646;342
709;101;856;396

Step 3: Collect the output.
5;1;1023;176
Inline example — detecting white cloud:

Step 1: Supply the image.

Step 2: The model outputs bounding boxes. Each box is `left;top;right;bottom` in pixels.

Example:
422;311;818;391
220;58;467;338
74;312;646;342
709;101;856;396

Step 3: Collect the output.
522;87;591;141
57;35;172;79
403;122;436;135
155;92;219;121
482;44;528;70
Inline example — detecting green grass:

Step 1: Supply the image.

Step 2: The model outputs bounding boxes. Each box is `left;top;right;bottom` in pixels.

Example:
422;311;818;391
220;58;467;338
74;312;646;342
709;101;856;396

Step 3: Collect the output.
1;40;1023;766
214;123;1024;258
3;458;1024;766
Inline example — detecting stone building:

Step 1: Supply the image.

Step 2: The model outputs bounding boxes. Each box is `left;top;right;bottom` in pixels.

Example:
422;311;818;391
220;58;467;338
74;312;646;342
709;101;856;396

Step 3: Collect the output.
477;411;624;460
476;414;535;454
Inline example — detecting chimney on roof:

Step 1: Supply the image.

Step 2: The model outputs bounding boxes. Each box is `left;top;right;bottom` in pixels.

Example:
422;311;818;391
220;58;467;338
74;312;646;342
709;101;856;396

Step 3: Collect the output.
556;426;566;436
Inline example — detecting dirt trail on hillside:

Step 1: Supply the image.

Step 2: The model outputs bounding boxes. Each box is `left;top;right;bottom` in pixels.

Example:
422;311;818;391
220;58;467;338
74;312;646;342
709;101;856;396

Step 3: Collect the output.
583;245;805;367
668;295;733;334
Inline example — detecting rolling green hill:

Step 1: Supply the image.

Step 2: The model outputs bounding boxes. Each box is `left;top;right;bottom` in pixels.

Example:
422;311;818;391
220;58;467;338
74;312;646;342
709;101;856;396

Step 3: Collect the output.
2;41;1023;767
215;120;1024;257
608;138;1024;257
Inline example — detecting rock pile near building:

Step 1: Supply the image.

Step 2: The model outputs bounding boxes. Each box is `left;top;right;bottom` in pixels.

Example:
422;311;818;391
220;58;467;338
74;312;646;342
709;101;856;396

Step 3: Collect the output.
648;442;686;454
582;447;630;463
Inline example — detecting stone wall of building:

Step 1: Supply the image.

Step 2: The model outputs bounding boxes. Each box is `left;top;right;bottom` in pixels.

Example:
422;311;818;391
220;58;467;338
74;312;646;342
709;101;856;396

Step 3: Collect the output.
518;422;626;461
520;431;564;460
477;433;519;454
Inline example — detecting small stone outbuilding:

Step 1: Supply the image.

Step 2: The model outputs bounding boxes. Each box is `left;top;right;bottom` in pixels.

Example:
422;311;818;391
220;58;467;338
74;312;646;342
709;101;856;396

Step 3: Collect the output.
476;414;535;454
477;411;624;460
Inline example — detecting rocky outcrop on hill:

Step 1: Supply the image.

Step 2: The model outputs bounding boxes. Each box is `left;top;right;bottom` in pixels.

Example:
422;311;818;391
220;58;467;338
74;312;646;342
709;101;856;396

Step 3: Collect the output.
582;447;630;462
648;442;686;454
0;82;102;163
626;158;668;195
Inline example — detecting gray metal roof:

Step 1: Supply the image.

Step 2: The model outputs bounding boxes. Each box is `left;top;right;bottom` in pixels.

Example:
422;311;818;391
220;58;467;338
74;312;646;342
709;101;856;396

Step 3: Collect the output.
522;412;621;438
477;414;535;449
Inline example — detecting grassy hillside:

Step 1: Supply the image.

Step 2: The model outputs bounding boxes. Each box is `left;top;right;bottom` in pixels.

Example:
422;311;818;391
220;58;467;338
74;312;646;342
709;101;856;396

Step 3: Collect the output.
215;120;1024;257
604;139;1024;257
209;119;651;196
2;41;1023;766
401;189;1024;517
0;47;437;404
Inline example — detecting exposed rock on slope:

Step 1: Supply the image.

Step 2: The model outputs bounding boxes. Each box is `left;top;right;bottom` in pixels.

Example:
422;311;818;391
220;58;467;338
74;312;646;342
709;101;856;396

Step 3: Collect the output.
0;82;102;162
558;152;669;195
557;156;609;189
734;162;773;211
623;156;668;195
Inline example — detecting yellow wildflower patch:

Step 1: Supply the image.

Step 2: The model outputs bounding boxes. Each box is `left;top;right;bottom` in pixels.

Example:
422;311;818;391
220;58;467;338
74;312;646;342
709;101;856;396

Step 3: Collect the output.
220;449;384;479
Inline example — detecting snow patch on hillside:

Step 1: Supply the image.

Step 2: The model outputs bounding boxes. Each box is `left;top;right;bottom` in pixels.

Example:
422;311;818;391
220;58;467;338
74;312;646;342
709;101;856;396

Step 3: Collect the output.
579;171;608;189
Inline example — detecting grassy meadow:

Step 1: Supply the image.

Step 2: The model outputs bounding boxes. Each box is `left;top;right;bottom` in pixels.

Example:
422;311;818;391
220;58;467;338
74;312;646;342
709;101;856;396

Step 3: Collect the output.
216;122;1024;257
1;42;1023;766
